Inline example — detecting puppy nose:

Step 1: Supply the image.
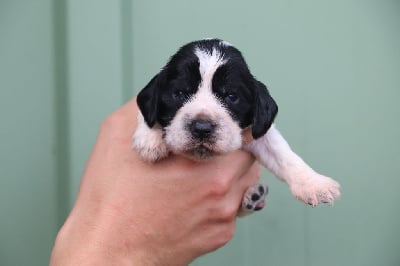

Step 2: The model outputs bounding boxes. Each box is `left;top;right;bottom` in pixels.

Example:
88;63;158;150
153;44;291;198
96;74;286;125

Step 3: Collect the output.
190;119;215;139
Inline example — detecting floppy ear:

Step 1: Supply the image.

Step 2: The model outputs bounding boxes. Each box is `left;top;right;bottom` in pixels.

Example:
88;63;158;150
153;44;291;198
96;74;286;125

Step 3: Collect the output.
251;80;278;139
136;73;163;127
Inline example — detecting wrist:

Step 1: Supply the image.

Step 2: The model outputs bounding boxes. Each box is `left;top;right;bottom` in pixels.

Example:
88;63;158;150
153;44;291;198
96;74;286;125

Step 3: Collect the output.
50;204;181;266
50;210;151;265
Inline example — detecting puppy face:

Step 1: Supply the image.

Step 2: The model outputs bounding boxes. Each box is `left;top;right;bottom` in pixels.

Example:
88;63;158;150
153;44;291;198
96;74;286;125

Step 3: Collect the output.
137;39;278;159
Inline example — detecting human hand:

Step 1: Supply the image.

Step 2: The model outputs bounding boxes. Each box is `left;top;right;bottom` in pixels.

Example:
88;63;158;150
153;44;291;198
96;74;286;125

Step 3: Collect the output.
50;98;261;266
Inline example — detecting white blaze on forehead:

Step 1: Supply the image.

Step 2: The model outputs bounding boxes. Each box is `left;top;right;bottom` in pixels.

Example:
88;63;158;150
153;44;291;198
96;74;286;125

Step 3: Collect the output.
221;40;232;47
194;47;226;84
191;47;226;115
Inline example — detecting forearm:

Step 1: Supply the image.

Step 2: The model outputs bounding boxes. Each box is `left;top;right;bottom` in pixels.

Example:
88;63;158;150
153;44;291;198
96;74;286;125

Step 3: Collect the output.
50;214;162;266
51;214;127;265
50;197;192;266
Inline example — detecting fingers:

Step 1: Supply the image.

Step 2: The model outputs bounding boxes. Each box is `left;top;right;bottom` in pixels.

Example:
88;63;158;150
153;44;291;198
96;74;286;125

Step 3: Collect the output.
238;162;262;189
216;150;256;182
234;162;262;208
194;219;237;254
205;161;262;221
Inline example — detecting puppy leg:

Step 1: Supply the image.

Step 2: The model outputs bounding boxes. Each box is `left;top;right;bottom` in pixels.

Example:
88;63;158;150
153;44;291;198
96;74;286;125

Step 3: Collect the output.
244;125;340;206
238;183;268;217
132;112;169;162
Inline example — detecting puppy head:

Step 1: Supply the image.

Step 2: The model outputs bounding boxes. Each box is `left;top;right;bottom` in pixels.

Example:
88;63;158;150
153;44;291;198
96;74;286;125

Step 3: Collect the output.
137;39;278;159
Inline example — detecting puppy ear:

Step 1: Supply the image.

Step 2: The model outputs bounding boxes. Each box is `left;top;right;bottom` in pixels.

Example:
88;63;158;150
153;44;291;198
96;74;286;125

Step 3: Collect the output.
251;80;278;139
136;73;162;127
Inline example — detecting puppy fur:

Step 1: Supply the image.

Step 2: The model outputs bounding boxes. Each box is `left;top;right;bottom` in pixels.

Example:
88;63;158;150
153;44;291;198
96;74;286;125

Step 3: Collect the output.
133;39;340;207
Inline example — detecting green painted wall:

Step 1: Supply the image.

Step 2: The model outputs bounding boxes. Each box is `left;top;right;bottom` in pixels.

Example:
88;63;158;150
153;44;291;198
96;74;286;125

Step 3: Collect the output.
131;1;400;265
0;0;399;265
0;1;58;265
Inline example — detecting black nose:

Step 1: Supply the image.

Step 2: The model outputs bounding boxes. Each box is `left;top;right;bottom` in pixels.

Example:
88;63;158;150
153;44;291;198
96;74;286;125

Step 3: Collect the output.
189;119;215;139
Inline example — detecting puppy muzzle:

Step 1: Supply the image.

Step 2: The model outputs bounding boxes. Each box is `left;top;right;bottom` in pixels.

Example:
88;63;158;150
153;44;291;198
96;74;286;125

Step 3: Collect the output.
188;119;216;141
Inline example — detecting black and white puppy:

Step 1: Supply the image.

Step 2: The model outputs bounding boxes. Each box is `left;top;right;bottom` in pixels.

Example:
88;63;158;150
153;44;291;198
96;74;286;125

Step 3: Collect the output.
133;39;340;214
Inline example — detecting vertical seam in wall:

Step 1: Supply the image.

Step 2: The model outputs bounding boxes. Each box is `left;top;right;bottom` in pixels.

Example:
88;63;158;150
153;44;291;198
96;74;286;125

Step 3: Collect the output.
53;0;70;228
121;0;134;102
304;207;310;266
303;68;311;266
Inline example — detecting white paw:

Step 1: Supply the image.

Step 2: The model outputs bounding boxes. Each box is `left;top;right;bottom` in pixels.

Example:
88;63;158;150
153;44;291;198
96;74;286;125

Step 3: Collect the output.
133;136;169;162
132;113;169;162
290;172;340;206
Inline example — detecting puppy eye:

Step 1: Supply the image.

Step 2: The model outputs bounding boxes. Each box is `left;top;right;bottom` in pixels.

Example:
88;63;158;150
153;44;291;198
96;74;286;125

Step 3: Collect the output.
173;90;187;101
224;93;239;104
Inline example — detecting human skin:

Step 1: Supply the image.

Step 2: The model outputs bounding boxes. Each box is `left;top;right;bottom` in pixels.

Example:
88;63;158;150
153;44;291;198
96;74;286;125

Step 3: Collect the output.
50;98;261;266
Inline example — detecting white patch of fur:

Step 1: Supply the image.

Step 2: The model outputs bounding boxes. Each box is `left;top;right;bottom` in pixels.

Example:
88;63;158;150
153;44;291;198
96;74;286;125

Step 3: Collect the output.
202;38;232;47
221;40;232;47
244;125;341;206
132;113;169;162
195;47;226;82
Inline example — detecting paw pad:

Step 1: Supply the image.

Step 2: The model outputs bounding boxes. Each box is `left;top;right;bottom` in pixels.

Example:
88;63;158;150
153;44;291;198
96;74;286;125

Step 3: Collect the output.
241;184;268;213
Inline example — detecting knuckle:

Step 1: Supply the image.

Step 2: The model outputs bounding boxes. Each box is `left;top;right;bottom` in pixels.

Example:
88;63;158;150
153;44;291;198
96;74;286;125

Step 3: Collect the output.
254;164;262;178
195;221;236;254
240;163;262;187
207;177;231;197
207;204;237;223
216;225;235;247
219;205;238;222
207;226;235;252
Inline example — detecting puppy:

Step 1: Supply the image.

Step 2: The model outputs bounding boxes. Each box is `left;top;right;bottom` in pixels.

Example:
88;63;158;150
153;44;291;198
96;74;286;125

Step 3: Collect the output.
133;39;340;214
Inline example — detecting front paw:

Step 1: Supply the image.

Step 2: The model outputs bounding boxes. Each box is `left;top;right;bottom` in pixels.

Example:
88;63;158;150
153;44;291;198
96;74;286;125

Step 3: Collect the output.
290;173;340;206
132;113;169;162
133;136;169;162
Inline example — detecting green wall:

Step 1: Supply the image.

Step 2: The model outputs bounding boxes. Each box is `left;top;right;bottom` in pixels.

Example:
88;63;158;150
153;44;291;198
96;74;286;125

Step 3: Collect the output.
1;1;399;265
0;1;58;264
